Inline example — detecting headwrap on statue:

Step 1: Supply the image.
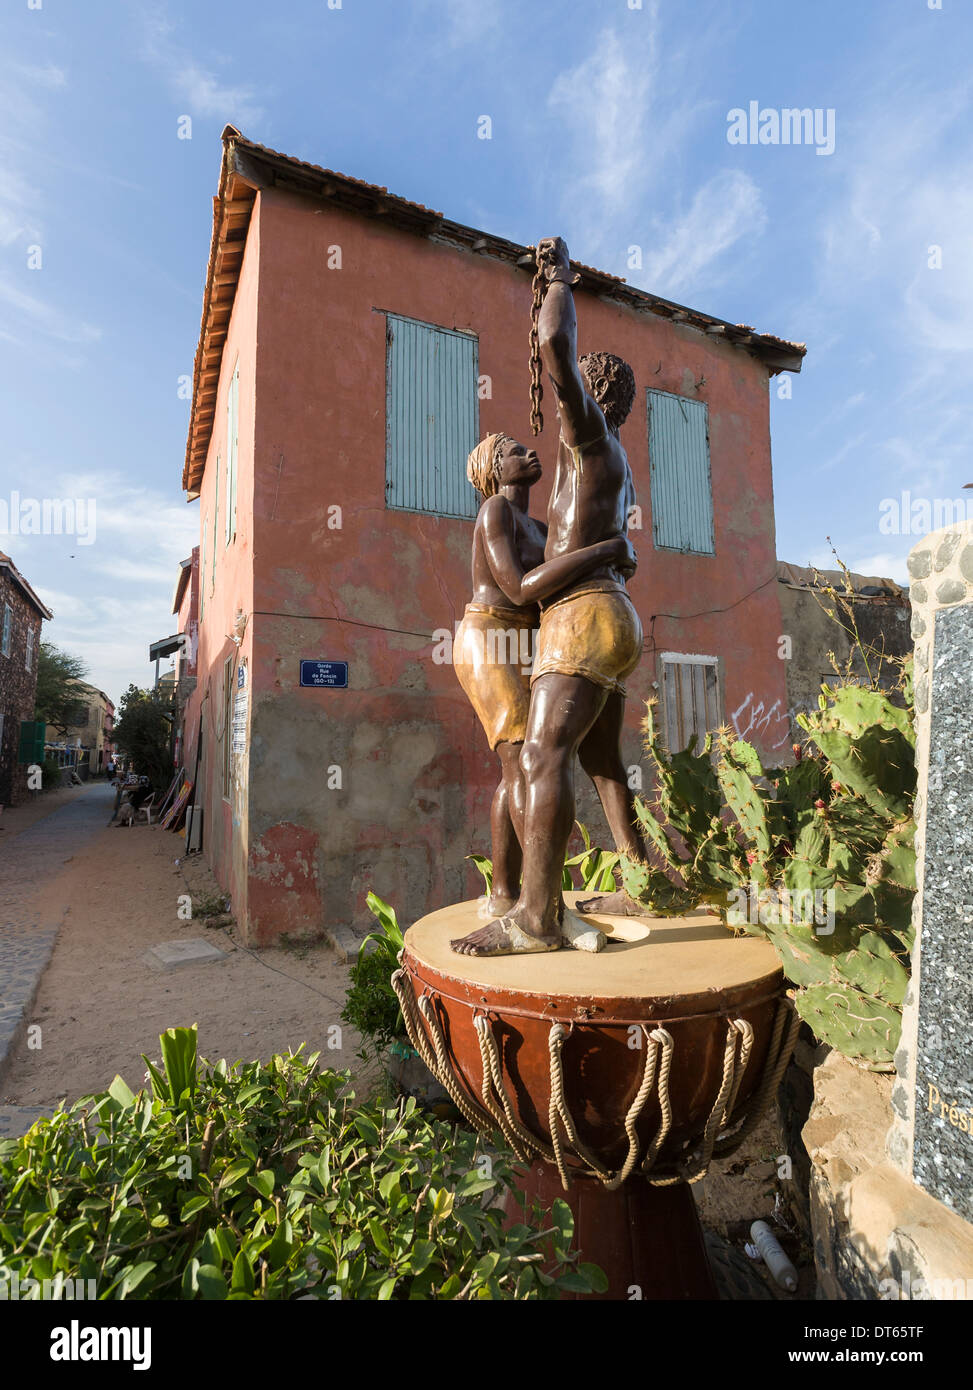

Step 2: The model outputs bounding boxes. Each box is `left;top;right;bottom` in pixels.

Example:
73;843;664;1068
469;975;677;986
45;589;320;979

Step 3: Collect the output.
467;433;513;498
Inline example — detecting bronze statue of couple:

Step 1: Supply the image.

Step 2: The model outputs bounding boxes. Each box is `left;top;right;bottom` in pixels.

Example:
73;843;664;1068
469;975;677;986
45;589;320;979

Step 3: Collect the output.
451;236;647;958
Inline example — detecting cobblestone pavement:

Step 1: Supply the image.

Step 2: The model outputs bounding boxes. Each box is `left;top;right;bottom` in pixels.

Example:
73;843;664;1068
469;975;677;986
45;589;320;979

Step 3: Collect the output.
0;782;113;1133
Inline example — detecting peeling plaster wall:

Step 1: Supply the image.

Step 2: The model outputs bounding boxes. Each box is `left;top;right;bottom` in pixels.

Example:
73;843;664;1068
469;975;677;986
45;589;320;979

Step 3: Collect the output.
197;185;789;943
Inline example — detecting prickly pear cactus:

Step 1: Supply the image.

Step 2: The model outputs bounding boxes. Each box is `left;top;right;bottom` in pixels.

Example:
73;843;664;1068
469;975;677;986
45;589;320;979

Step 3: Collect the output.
621;672;915;1069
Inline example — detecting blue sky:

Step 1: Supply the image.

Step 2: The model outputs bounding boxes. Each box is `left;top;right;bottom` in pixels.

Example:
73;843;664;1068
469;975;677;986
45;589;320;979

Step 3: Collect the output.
1;0;970;703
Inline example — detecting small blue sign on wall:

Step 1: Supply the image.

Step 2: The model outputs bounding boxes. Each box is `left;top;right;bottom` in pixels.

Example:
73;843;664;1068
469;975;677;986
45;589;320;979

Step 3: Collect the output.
300;660;349;689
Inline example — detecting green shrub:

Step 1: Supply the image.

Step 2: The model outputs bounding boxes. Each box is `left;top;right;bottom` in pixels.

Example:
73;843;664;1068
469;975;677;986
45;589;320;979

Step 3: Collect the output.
40;757;63;791
342;947;404;1064
346;831;619;1064
0;1027;604;1300
341;893;405;1063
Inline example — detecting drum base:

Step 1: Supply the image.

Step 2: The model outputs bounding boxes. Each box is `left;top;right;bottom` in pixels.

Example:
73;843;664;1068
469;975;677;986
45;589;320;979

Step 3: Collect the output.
510;1162;718;1301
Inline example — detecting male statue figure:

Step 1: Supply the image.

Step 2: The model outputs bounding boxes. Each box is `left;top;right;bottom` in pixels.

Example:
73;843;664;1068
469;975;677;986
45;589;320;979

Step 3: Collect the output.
452;235;647;956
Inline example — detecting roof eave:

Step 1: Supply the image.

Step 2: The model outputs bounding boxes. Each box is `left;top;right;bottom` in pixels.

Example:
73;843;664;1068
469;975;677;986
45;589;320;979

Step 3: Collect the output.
182;127;807;495
0;557;53;619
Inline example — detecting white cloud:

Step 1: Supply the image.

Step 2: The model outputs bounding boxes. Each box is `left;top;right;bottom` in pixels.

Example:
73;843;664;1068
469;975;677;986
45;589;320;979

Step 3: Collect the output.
412;0;502;53
10;62;66;89
640;170;766;299
842;552;910;587
541;10;756;297
547;27;655;212
785;52;973;578
168;61;263;125
141;6;264;127
89;557;179;587
818;76;973;355
23;472;199;703
0;277;101;345
0;57;105;358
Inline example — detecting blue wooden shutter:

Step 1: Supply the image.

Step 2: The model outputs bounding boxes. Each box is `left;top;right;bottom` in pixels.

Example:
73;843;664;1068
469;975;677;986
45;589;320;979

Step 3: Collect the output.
226;371;239;544
647;390;715;554
386;315;479;519
212;455;220;590
199;518;207;621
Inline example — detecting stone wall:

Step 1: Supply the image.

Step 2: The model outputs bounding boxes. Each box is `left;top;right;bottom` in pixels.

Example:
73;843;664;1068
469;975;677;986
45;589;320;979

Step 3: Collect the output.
0;568;44;808
888;519;973;1187
804;1051;973;1301
804;520;973;1300
777;580;911;740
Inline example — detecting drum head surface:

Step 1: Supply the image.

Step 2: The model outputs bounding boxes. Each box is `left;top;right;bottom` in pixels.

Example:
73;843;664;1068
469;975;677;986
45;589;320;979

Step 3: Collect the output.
404;894;781;1017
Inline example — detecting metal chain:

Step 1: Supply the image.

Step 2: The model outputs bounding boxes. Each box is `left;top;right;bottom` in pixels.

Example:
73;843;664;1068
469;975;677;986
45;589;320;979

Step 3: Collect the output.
528;254;545;436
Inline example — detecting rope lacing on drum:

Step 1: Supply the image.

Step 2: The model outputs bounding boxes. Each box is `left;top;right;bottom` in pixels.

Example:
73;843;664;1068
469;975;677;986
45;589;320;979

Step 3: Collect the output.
391;968;798;1192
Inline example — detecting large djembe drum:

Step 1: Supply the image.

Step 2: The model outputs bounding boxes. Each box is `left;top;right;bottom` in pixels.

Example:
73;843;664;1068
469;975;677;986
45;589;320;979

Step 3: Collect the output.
393;895;799;1300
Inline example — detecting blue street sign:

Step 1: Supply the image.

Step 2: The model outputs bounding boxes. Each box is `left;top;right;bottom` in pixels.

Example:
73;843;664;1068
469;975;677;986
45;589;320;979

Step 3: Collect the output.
300;660;349;689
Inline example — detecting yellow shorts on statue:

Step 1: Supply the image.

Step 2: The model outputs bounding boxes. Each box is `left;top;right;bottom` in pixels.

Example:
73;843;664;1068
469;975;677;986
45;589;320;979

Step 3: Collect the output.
454;604;536;750
531;585;642;696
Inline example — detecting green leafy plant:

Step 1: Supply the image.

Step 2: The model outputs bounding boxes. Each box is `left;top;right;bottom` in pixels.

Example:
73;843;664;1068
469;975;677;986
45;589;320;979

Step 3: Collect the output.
562;821;621;892
40;756;63;791
341;894;406;1064
0;1028;605;1300
468;853;494;896
112;683;174;789
33;642;89;735
142;1025;198;1111
469;822;620;897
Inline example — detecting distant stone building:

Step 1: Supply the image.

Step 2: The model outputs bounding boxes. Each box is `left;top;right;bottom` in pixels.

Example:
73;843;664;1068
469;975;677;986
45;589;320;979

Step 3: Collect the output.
0;549;52;806
777;562;912;743
45;681;116;777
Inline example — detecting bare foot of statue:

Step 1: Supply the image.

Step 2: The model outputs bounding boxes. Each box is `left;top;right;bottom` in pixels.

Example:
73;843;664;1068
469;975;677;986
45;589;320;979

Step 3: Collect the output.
477;892;516;920
574;888;645;917
450;905;561;957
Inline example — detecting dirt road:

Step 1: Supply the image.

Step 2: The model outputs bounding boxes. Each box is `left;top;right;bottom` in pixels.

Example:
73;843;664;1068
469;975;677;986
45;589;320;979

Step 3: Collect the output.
0;781;372;1112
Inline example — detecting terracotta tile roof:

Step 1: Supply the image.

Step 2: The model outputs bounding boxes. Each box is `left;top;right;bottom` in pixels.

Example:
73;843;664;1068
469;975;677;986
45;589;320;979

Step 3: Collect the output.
182;126;807;494
225;131;444;220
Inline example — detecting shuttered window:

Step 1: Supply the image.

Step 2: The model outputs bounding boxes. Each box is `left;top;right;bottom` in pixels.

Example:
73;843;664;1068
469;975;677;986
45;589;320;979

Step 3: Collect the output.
647;390;715;554
18;718;46;765
386;314;479;519
1;604;11;657
211;455;220;590
222;655;233;799
661;653;721;753
199;521;206;622
225;372;238;545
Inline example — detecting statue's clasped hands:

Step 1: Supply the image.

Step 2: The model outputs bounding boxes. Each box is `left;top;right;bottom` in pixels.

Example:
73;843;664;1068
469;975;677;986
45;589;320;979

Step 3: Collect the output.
536;236;580;287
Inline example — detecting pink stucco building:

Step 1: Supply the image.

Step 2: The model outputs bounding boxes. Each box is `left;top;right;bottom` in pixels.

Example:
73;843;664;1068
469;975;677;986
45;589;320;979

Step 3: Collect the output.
177;127;805;946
